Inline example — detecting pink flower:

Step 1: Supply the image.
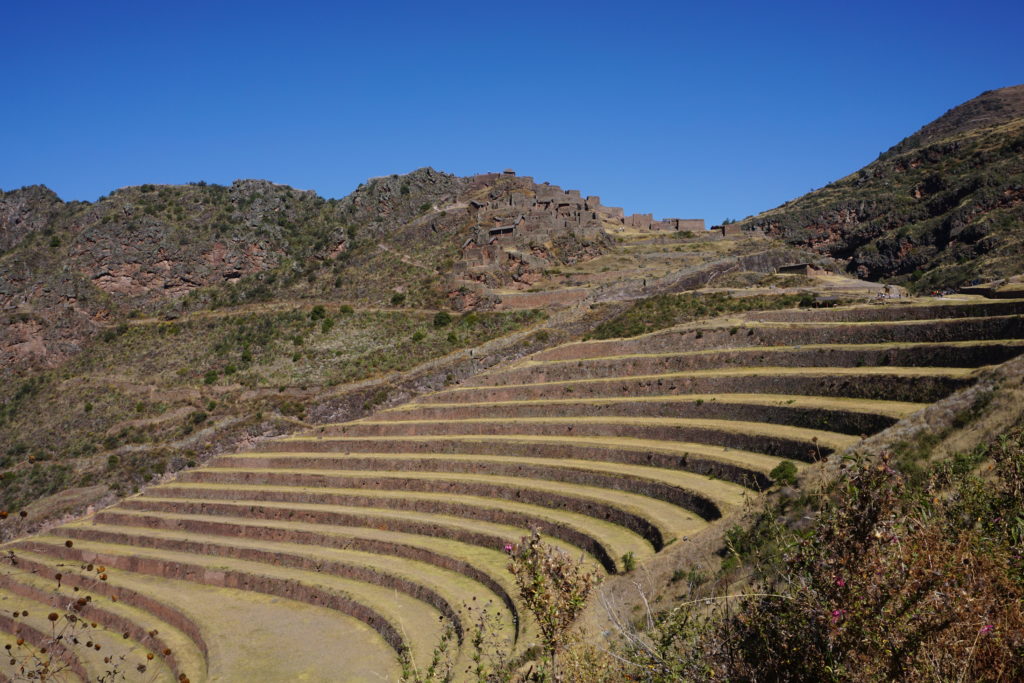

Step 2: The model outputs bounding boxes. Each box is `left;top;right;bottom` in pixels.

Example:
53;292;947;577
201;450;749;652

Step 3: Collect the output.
835;577;846;587
980;624;994;634
830;609;847;624
503;543;514;553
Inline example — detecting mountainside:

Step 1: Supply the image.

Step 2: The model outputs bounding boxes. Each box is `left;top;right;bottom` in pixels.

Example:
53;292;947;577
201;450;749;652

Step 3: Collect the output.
737;84;1024;292
0;169;622;375
6;167;795;527
2;92;1023;681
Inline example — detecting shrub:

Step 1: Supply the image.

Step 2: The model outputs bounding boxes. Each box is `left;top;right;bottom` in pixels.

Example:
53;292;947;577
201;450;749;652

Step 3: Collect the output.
507;530;600;680
338;304;354;315
411;330;426;342
309;305;326;320
769;460;798;486
621;551;636;573
390;293;406;306
432;311;452;327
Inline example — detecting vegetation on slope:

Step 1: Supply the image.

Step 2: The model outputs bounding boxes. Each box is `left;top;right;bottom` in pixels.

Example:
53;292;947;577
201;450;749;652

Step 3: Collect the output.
414;422;1024;682
0;306;543;514
737;84;1024;292
585;292;815;340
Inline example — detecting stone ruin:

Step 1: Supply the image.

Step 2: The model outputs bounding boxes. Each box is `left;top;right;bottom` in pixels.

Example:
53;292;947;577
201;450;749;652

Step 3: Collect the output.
456;170;706;278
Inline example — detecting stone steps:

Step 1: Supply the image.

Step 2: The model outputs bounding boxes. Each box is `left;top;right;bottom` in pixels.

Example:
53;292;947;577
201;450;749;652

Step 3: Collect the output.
0;556;201;682
375;394;921;435
467;340;1024;386
15;535;446;671
0;588;90;682
533;315;1024;361
135;485;650;573
86;505;522;623
415;367;975;404
320;416;855;460
3;297;1014;676
11;547;400;682
740;299;1024;323
55;521;517;651
175;467;710;551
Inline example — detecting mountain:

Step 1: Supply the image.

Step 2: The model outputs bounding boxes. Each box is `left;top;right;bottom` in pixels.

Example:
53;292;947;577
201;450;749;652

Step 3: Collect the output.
0;169;618;374
2;168;744;517
736;84;1024;292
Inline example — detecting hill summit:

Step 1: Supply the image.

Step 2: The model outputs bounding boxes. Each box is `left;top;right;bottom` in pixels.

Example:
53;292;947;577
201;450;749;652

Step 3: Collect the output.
737;84;1024;292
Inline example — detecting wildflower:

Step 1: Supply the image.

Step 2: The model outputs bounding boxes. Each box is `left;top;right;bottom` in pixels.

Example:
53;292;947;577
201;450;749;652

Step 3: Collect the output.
835;577;846;587
830;608;847;624
503;543;514;553
980;624;994;634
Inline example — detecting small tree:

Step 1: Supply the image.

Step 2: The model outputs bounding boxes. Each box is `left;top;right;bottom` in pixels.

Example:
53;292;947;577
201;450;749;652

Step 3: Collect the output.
507;530;600;681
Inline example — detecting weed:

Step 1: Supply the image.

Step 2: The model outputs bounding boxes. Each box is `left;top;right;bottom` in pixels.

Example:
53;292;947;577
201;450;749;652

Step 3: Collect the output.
621;552;637;573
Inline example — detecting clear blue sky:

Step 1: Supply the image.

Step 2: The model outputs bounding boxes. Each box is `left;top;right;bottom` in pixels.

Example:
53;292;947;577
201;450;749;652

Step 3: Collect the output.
3;1;1022;225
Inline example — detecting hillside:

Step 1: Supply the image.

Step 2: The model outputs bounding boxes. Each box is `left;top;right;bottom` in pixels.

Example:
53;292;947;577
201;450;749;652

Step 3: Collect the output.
736;84;1024;292
0;168;622;375
3;168;822;535
1;88;1022;681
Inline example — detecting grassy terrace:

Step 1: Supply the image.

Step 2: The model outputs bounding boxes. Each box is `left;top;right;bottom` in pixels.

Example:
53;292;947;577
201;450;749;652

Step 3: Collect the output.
234;443;783;487
134;484;651;570
376;394;924;435
412;366;976;404
3;297;1021;678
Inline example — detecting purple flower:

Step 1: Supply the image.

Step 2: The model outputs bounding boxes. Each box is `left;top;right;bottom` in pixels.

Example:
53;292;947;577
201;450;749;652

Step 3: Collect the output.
503;543;514;553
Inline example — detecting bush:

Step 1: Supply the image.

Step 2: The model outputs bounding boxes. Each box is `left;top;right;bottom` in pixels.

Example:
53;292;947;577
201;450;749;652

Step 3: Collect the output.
390;293;406;306
769;460;798;486
309;305;326;320
203;370;218;384
411;330;426;342
432;311;452;327
621;551;636;573
338;304;354;315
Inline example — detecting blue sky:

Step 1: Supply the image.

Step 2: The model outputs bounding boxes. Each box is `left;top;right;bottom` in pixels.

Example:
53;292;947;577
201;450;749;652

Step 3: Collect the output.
3;1;1022;225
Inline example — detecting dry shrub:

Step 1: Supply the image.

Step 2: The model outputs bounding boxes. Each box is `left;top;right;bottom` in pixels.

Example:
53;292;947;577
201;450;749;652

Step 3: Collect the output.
587;426;1024;682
